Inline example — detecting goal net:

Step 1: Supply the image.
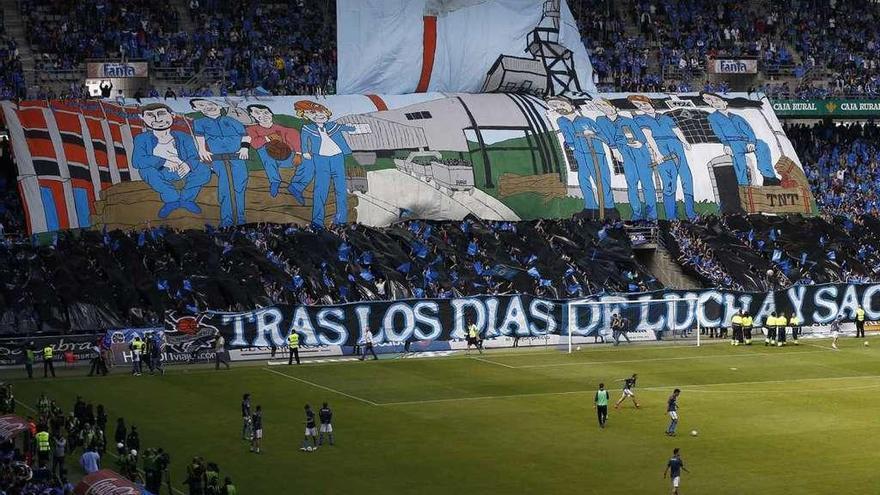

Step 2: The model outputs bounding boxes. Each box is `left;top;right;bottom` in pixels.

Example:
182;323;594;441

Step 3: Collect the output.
564;297;702;353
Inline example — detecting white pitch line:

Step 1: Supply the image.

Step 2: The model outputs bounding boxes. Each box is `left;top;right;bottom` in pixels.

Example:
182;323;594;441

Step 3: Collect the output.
263;367;379;406
511;349;830;369
802;342;838;351
377;373;880;406
470;356;516;369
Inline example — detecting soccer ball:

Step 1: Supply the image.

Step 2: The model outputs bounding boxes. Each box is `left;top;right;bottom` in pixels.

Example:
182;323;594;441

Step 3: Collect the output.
865;341;870;347
306;446;314;452
690;430;698;437
576;346;581;351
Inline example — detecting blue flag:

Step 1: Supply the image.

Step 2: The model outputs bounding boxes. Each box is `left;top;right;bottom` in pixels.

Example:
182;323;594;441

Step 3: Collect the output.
827;250;837;260
539;278;552;287
137;231;146;247
768;228;777;241
800;252;808;265
359;251;374;265
494;265;518;281
467;241;478;256
397;262;412;274
183;279;193;291
772;249;782;262
411;241;428;259
567;283;582;295
527;267;541;279
360;270;374;281
338;242;352;262
156;279;169;291
413;287;425;298
473;261;484;275
293;275;304;289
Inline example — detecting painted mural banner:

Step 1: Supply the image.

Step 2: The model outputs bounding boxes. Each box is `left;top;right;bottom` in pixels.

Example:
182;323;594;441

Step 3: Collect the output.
2;92;813;234
169;283;880;348
771;99;880;118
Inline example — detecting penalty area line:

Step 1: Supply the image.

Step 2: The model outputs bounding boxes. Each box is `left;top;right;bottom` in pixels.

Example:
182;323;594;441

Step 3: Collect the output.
513;349;829;369
377;374;880;406
263;367;380;406
469;356;516;368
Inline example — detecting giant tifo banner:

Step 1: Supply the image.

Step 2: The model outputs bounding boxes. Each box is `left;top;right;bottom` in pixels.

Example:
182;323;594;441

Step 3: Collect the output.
2;92;813;234
170;283;880;348
336;0;595;95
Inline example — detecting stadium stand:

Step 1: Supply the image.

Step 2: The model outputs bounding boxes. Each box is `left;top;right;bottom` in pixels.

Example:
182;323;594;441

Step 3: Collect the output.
0;218;658;333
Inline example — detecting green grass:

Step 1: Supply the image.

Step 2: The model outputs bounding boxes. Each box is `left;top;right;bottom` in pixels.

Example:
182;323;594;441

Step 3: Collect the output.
12;339;880;494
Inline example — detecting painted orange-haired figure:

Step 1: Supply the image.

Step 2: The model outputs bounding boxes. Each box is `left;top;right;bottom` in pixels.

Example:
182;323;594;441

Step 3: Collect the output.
288;100;357;226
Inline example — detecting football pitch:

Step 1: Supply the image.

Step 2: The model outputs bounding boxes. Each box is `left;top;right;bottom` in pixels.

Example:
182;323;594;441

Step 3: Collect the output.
11;338;880;494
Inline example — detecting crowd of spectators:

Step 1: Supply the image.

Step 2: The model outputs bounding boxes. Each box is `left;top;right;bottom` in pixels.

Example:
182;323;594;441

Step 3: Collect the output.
663;219;742;290
21;0;181;68
786;121;880;218
186;0;336;95
1;387;214;494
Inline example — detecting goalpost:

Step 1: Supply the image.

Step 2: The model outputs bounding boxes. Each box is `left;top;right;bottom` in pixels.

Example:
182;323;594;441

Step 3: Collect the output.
565;297;702;353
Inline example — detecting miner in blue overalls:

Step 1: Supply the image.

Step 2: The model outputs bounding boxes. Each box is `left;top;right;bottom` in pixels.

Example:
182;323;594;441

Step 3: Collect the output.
702;92;780;186
548;97;615;217
191;99;252;227
132;103;211;219
291;100;357;226
594;99;658;221
628;95;696;220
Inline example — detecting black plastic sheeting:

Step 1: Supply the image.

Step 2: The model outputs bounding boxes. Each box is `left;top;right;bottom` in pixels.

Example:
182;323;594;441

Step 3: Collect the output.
0;216;659;335
661;214;880;291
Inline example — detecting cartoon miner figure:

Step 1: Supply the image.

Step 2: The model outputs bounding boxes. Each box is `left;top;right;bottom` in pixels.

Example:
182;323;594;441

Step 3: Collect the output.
246;104;302;197
594;99;658;221
628;95;696;220
290;100;358;226
132;103;211;219
548;97;615;216
702;92;780;187
191;99;252;227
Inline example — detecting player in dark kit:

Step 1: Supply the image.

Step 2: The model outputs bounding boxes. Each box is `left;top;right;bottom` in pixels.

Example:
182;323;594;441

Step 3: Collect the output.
663;447;689;495
318;402;334;446
250;406;262;454
594;383;610;428
301;404;318;451
614;373;640;409
665;389;680;436
240;394;251;440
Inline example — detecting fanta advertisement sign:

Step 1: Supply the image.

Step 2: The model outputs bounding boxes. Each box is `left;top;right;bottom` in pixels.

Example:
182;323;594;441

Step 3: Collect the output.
86;62;149;78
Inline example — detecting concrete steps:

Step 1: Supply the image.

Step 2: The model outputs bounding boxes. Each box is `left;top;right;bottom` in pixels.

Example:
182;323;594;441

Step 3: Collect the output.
634;243;703;290
1;0;34;75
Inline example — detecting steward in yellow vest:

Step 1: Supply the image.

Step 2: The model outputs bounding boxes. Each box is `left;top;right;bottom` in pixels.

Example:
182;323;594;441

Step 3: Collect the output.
287;333;300;365
731;312;743;346
789;314;800;344
856;306;866;338
742;314;754;345
42;345;56;378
